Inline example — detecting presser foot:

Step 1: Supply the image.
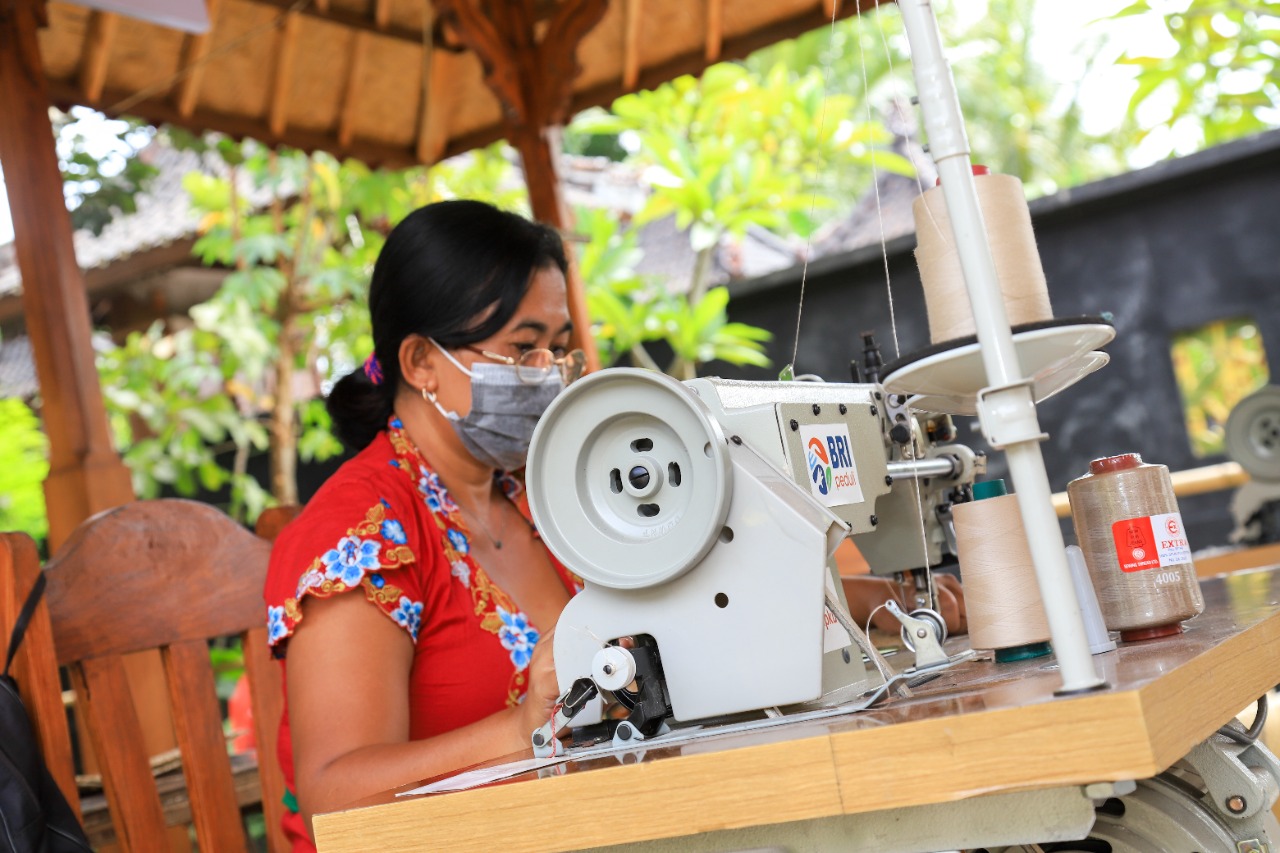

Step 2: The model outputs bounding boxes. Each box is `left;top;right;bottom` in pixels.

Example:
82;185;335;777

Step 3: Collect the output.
532;677;598;759
532;642;674;759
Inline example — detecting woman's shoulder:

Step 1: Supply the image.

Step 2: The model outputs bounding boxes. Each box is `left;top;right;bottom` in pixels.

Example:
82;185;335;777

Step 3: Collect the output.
264;431;440;649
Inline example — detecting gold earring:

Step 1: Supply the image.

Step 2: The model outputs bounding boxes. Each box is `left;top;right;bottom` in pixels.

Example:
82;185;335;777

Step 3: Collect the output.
421;387;432;403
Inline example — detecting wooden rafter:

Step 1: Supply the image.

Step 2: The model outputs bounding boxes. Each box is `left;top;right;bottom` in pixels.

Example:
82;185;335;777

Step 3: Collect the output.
706;0;723;62
434;0;525;123
245;0;421;45
338;0;393;148
173;0;220;119
417;50;461;164
535;0;609;125
47;1;868;171
623;0;642;90
337;35;369;147
268;10;301;137
78;11;118;102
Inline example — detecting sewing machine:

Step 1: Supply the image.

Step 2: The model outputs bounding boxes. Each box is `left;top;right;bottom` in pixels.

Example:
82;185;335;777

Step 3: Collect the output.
1228;385;1280;545
524;368;982;746
508;0;1280;847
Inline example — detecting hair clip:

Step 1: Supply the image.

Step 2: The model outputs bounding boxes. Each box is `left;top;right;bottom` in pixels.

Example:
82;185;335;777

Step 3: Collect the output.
363;353;384;386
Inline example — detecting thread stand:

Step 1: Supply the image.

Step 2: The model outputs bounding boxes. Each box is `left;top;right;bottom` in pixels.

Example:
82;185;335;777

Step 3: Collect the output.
881;316;1114;417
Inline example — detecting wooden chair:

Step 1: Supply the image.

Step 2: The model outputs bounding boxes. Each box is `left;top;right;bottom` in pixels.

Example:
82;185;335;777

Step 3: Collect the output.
0;499;291;852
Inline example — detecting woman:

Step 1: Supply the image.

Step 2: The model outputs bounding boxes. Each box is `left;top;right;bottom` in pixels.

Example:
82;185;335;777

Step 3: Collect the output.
264;199;965;847
264;200;576;847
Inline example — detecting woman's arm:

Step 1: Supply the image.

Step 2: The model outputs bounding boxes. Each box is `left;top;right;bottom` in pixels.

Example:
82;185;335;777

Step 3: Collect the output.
842;573;967;635
286;593;559;836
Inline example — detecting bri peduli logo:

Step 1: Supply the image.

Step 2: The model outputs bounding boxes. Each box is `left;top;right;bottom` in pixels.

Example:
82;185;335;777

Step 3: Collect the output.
799;423;863;506
807;437;833;495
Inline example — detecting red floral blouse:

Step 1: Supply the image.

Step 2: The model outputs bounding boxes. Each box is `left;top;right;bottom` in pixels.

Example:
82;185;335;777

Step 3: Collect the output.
263;417;580;851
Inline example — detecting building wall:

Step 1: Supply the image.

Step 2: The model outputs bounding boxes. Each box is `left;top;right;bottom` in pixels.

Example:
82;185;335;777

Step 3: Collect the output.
716;130;1280;550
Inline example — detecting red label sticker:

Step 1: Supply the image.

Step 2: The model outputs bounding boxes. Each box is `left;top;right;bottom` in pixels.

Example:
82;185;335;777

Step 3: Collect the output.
1110;513;1191;573
1111;516;1160;572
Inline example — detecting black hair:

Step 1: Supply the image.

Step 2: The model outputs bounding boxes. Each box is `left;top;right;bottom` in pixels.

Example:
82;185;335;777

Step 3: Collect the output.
326;200;569;451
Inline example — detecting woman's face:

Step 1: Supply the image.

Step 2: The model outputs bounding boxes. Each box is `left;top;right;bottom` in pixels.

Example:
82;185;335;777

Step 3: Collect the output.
434;264;572;418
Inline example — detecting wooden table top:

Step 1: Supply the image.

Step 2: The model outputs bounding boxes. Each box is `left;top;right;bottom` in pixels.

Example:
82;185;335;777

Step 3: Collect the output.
313;561;1280;853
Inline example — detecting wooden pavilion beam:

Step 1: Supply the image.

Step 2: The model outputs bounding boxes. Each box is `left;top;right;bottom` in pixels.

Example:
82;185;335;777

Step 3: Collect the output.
0;0;134;547
78;10;118;103
173;0;220;119
435;0;608;371
1;0;185;780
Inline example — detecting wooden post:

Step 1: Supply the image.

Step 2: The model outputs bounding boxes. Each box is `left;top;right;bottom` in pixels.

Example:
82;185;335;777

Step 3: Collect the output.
510;124;598;371
435;0;606;371
0;0;134;548
0;2;185;806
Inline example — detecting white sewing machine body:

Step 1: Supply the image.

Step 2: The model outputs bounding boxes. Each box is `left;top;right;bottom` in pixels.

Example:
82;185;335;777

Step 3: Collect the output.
528;369;979;727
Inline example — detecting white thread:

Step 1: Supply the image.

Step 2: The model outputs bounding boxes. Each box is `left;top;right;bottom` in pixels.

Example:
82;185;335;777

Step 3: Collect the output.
953;493;1051;651
859;1;935;606
913;174;1054;344
855;0;899;362
788;0;843;371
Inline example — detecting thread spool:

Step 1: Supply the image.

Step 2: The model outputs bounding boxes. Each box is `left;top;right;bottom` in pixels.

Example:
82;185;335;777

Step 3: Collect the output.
953;479;1052;661
913;169;1054;345
1067;453;1204;642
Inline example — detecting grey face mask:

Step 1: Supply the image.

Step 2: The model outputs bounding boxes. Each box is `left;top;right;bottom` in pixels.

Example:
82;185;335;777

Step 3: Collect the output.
428;342;564;471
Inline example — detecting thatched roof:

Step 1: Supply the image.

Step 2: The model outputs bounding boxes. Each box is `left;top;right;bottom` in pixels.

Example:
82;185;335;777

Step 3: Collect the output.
39;0;881;168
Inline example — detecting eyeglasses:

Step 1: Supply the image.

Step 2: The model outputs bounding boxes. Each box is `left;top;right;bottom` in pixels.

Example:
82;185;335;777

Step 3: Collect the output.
464;345;587;385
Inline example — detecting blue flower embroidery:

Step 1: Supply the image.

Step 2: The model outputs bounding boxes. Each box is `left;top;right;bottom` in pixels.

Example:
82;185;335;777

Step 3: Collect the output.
369;573;386;589
390;416;403;429
497;607;540;670
418;467;458;514
446;528;470;555
381;519;407;545
267;606;288;643
321;535;381;587
391;596;424;640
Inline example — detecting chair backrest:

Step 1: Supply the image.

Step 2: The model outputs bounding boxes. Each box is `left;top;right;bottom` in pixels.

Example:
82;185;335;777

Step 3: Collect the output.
0;499;290;853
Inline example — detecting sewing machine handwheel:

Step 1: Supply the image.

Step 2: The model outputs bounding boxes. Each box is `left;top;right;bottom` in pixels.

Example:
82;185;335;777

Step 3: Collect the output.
527;368;733;590
1226;385;1280;481
900;608;947;651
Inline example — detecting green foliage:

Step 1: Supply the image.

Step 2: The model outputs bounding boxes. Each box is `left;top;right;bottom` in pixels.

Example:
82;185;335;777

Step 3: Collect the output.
1114;0;1280;155
573;61;893;376
749;1;1126;196
97;321;274;520
99;139;524;515
578;208;774;373
1171;317;1271;457
579;62;911;242
55;108;158;236
0;398;49;543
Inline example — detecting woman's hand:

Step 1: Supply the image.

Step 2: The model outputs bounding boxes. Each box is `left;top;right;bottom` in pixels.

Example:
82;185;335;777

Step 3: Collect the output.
841;574;968;636
514;631;561;743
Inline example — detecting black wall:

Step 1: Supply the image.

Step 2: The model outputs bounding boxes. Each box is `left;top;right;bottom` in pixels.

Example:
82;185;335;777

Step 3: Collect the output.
713;130;1280;550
